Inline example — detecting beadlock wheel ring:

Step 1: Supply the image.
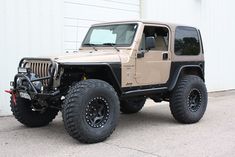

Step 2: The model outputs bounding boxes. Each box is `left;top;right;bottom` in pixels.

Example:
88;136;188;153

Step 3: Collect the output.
85;97;110;128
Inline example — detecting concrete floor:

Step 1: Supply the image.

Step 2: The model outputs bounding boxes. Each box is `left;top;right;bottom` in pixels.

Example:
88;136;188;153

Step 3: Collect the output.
0;90;235;157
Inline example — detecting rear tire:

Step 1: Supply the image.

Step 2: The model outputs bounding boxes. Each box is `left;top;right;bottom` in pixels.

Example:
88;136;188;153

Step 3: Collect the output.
120;98;146;114
10;97;59;127
170;75;208;124
62;79;120;144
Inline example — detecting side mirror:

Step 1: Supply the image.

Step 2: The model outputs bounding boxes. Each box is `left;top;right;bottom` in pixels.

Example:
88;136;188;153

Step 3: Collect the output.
145;36;156;50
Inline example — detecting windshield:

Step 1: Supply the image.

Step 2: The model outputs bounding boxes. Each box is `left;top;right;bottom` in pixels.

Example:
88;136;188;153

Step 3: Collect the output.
82;23;138;47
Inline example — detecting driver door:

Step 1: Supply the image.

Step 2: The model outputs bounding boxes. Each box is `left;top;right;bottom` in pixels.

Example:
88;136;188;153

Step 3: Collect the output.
135;25;171;85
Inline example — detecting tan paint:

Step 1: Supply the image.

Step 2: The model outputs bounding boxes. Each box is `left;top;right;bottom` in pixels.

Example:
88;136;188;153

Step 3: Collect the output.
134;23;171;86
53;50;121;63
33;20;204;88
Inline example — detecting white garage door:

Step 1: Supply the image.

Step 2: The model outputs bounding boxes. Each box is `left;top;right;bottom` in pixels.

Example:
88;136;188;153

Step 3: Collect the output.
64;0;140;53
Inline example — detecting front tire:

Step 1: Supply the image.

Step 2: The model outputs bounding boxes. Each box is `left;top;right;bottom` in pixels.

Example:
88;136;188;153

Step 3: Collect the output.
11;97;59;127
62;79;120;143
170;75;208;124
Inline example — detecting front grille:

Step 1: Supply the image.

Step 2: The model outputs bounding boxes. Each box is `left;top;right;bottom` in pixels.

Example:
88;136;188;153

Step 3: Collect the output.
23;60;52;86
27;61;52;77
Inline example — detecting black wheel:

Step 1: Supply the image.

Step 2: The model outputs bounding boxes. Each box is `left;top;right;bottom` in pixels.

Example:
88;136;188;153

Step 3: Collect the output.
170;75;208;124
62;79;120;143
120;98;146;114
10;97;59;127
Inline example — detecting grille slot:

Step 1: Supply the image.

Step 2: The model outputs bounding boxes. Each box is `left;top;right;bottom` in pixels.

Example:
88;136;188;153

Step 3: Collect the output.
24;60;52;86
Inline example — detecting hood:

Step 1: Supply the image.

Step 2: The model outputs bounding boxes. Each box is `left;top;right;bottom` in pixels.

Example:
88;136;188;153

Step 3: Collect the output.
51;50;122;64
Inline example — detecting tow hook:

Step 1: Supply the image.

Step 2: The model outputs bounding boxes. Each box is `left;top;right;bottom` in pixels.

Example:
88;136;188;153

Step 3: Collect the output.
5;90;16;105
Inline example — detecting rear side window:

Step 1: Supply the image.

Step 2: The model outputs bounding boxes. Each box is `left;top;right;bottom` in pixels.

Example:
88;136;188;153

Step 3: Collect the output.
174;26;200;55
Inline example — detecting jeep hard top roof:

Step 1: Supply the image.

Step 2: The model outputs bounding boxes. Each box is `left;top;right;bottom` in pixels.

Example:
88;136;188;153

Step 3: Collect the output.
91;20;197;30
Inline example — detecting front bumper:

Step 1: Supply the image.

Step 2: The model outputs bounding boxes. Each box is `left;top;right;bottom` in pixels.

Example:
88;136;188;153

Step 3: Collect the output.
13;74;60;99
12;58;61;100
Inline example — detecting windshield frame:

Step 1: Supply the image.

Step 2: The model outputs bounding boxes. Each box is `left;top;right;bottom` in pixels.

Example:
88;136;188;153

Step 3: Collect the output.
82;23;139;47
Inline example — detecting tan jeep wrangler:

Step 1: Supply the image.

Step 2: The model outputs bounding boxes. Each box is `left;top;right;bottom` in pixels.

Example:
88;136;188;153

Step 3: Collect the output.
7;20;207;143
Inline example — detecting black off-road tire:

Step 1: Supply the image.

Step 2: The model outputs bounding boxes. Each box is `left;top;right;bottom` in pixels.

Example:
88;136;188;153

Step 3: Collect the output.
62;79;120;144
10;97;59;127
120;98;146;114
170;75;208;124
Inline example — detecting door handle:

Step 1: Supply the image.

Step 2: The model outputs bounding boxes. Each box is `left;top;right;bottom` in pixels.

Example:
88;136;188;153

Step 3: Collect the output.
162;52;168;60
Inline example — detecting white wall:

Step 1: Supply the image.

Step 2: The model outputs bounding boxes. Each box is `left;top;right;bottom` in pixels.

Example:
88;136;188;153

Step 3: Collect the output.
0;0;64;115
141;0;201;27
141;0;235;91
63;0;140;53
200;0;235;91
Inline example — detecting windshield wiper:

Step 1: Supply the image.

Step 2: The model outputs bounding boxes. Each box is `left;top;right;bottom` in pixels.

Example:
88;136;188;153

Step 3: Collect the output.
102;43;120;52
83;43;97;51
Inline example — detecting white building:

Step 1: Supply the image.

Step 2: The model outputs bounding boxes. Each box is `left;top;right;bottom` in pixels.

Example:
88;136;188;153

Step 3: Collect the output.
0;0;234;115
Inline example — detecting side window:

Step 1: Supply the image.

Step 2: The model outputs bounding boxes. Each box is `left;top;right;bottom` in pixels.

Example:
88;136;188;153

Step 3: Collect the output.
139;26;169;51
174;26;200;55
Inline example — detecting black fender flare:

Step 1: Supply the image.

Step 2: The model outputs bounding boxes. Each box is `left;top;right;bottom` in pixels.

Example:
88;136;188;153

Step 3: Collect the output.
59;62;122;95
168;65;204;91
